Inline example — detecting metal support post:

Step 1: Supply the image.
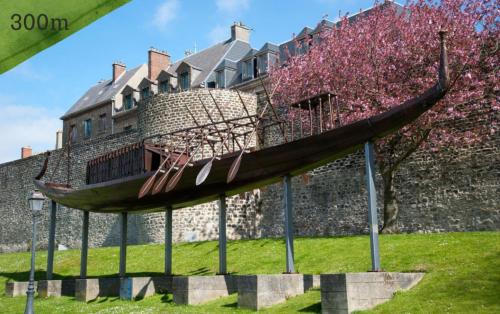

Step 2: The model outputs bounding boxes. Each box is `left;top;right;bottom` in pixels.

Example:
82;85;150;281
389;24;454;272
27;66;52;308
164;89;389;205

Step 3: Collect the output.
284;175;295;273
119;212;128;277
165;207;173;275
218;195;227;274
364;141;381;271
80;211;89;279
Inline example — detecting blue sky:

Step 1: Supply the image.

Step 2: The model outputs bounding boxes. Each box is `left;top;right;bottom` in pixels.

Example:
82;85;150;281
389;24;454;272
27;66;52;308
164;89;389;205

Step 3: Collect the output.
0;0;379;163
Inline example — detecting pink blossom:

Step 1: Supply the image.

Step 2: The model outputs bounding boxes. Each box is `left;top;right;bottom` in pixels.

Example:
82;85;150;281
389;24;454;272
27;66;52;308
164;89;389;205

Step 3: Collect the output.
269;0;498;158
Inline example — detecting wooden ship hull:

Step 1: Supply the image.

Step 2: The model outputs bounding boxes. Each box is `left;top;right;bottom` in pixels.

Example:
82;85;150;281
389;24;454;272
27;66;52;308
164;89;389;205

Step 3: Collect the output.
35;31;450;213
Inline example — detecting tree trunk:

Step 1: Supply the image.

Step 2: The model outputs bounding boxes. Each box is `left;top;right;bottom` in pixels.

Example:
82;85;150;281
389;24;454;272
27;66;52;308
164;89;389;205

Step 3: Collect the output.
381;170;399;233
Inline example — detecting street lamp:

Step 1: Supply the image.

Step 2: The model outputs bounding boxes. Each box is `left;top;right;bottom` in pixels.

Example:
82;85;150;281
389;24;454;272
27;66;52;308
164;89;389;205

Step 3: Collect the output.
25;190;45;314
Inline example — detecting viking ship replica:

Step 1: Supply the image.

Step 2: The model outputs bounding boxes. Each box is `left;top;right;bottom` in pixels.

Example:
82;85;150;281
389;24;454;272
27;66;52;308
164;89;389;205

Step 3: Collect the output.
35;31;450;213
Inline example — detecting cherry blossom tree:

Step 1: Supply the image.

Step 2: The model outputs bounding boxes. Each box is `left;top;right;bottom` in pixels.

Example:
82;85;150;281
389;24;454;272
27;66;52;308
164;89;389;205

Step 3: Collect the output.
269;0;499;233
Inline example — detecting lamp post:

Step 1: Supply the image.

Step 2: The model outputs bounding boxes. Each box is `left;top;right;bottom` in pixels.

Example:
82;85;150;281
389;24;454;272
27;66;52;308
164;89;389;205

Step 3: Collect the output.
25;190;45;314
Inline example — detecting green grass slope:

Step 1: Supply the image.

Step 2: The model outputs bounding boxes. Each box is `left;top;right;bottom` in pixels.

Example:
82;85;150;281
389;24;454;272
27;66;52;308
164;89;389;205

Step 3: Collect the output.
0;232;498;313
0;0;130;73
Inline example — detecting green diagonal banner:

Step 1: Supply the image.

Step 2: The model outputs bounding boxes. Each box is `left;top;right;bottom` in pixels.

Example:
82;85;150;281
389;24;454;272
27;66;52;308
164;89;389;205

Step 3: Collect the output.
0;0;130;74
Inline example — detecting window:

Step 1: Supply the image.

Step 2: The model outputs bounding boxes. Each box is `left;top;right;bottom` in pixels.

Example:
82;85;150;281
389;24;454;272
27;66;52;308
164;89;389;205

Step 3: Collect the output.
180;72;190;90
98;113;107;132
216;70;225;88
124;125;132;131
69;124;77;143
259;55;268;74
84;119;92;138
207;81;216;88
124;94;133;110
141;87;150;99
243;60;253;80
269;54;278;68
253;58;259;78
159;80;169;93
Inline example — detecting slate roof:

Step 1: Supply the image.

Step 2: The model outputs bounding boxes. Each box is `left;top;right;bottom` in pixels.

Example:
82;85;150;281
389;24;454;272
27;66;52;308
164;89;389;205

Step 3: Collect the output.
296;27;313;39
215;59;238;71
311;19;334;34
241;48;259;60
61;64;146;119
277;1;404;63
258;42;279;54
167;39;250;87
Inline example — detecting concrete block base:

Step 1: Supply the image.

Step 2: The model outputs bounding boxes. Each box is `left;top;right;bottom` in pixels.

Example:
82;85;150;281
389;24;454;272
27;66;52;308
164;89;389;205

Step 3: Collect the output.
4;281;37;297
120;276;173;300
321;272;424;314
173;275;236;305
75;278;121;302
237;274;305;310
38;279;76;297
304;274;321;291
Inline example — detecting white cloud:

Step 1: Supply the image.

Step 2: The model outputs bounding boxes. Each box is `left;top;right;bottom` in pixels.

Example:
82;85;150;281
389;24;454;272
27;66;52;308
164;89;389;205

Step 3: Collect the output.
152;0;180;30
216;0;250;14
208;25;228;44
0;97;61;163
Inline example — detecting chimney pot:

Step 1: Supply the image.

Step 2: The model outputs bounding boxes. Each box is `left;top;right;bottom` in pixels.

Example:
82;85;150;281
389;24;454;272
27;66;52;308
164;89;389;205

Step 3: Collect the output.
231;22;251;43
21;146;32;159
148;48;170;81
112;61;126;82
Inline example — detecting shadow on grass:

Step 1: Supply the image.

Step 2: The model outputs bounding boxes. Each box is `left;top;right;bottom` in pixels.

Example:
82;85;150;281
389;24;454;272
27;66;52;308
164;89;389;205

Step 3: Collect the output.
0;271;173;283
0;270;68;282
298;302;321;313
160;293;173;303
187;267;211;276
222;301;238;308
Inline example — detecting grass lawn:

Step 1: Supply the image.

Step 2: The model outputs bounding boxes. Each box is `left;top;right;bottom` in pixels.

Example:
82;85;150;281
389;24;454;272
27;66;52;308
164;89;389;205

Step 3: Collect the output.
0;0;129;73
0;232;498;313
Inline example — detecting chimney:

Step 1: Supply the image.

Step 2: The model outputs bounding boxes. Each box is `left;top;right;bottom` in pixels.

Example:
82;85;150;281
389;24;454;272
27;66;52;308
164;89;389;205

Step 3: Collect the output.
148;48;170;81
231;22;251;43
21;146;32;159
112;61;126;82
55;130;63;149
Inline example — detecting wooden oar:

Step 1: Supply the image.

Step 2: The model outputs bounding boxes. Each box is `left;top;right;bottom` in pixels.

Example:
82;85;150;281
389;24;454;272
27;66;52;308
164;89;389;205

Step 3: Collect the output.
227;76;283;183
208;89;242;150
196;125;237;186
165;135;206;193
259;75;288;142
197;95;231;151
138;149;172;199
196;89;259;185
226;129;257;183
151;143;192;195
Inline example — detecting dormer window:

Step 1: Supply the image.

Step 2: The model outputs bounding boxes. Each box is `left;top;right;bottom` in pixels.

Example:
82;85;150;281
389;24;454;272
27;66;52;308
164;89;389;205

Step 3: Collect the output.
159;80;169;93
124;94;134;110
179;72;190;90
141;87;150;99
243;60;253;80
216;71;225;88
269;53;278;68
258;55;268;74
